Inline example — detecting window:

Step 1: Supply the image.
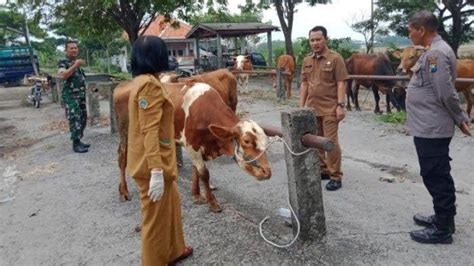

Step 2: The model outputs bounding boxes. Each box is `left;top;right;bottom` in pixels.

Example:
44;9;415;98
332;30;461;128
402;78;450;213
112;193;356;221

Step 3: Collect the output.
178;50;184;56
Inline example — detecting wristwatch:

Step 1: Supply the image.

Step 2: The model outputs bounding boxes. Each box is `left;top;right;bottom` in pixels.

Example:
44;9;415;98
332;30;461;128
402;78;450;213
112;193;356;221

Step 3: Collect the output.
337;102;345;108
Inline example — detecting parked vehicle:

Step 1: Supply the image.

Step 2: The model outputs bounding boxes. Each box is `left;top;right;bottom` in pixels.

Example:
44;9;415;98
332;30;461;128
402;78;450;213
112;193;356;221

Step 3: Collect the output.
0;46;39;85
168;56;178;71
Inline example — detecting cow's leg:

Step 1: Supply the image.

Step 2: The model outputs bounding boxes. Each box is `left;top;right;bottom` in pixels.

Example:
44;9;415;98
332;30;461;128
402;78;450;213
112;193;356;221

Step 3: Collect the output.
188;148;206;204
199;166;221;213
385;90;392;113
462;89;472;118
354;84;361;111
190;166;206;204
118;142;131;201
346;79;353;111
244;74;249;93
372;86;382;114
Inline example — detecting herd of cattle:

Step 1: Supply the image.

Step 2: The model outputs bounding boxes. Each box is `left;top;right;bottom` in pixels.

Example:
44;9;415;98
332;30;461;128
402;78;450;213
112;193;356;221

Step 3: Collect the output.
112;46;473;212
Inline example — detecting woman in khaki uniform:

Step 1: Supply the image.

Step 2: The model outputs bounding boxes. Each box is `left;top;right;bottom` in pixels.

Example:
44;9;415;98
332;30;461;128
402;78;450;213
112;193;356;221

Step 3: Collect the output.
127;36;192;266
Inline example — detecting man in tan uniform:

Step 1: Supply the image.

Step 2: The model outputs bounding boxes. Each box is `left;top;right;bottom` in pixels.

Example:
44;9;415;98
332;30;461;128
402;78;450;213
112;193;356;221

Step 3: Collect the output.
127;36;192;265
299;26;349;191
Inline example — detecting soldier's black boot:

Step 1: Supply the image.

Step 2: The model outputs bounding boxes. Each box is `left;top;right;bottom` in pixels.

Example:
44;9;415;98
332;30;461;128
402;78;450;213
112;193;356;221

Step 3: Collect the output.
73;139;88;153
410;216;454;244
79;140;90;149
413;213;455;233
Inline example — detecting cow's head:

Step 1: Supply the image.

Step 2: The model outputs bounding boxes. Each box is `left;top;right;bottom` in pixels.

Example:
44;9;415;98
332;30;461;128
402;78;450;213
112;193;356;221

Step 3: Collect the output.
234;55;251;70
209;120;272;180
393;46;425;76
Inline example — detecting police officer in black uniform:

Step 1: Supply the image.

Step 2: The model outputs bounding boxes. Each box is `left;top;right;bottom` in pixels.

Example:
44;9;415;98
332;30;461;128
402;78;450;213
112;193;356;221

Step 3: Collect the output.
405;10;471;244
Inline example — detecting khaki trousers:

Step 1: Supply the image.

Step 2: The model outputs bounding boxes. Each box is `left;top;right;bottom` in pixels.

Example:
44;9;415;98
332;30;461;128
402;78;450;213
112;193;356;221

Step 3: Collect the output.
134;178;186;266
316;116;343;181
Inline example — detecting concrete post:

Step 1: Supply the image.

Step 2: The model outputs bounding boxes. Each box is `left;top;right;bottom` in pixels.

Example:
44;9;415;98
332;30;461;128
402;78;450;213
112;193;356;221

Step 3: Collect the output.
87;82;100;126
216;34;223;69
281;108;326;243
108;82;119;134
276;67;285;101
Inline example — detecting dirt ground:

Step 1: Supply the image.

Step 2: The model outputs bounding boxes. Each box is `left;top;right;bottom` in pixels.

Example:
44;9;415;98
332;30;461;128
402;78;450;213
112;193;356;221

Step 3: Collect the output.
0;80;473;265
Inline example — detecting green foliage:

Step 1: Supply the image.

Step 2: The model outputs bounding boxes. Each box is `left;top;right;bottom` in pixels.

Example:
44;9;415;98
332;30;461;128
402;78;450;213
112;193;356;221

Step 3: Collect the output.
377;111;406;124
328;37;357;59
376;0;473;55
0;6;47;45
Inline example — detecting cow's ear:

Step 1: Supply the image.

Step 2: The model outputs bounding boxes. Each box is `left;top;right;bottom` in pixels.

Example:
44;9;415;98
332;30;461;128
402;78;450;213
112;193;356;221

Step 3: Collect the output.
392;51;401;59
208;124;236;140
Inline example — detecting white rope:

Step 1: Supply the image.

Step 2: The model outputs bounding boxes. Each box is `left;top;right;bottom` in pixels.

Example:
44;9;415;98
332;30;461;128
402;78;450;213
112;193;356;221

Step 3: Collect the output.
233;136;313;164
233;134;315;248
259;196;300;248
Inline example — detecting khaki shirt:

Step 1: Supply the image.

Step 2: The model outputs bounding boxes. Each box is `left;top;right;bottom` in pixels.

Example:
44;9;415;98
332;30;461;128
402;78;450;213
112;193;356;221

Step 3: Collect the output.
301;49;348;116
126;74;177;181
406;35;469;138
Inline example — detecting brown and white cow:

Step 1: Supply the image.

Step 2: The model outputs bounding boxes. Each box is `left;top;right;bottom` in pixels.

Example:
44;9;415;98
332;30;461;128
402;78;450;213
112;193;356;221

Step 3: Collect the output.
394;46;474;119
113;79;272;213
272;54;295;99
233;55;253;93
345;53;404;113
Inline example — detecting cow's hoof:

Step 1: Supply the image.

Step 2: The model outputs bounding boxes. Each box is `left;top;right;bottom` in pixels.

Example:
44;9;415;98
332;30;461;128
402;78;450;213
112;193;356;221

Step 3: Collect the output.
356;107;361;111
208;201;222;213
192;195;207;205
119;193;131;202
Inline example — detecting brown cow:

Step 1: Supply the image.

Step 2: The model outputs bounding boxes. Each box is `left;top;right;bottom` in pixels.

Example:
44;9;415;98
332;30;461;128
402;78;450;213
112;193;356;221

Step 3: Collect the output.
233;55;253;93
113;79;272;213
272;54;295;99
345;53;404;113
394;46;474;118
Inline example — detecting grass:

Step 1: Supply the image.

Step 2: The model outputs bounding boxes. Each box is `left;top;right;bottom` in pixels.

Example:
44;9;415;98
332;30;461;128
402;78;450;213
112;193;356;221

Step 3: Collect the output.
377;111;406;124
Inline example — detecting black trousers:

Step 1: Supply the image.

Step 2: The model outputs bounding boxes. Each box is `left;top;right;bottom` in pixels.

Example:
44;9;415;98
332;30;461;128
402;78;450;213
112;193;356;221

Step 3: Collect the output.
414;137;456;217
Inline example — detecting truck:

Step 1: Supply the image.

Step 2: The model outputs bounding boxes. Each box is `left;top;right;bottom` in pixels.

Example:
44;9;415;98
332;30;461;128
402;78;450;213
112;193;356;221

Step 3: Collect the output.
0;46;39;85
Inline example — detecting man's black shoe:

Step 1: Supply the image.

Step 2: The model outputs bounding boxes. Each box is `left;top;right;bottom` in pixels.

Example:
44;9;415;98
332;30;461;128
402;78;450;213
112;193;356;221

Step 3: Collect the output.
413;213;455;233
410;226;453;244
326;180;342;191
73;140;88;153
321;173;330;180
79;141;90;149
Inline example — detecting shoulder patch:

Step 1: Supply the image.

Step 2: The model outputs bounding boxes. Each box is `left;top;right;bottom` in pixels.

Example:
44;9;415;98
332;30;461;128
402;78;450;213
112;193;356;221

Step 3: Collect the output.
428;56;438;73
139;98;148;109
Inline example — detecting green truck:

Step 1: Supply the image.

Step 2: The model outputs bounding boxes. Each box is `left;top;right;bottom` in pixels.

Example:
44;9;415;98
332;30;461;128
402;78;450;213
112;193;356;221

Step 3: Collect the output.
0;46;39;85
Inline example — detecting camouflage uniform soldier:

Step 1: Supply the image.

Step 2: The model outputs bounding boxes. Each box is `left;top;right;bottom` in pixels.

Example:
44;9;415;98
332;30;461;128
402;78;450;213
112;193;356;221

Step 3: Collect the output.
58;40;90;153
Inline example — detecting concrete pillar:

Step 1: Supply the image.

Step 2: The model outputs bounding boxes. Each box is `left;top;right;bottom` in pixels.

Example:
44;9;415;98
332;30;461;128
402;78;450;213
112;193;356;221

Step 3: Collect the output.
267;31;273;67
281;108;326;243
87;82;100;126
216;34;223;68
107;82;120;134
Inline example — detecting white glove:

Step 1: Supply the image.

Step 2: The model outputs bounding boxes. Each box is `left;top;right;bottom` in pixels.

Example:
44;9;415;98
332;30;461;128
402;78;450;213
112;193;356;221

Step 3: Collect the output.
148;169;164;202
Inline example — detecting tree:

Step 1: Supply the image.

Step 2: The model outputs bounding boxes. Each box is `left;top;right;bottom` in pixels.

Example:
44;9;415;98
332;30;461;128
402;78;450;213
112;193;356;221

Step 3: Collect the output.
350;11;389;54
260;0;331;58
20;0;228;45
0;5;47;46
376;0;474;56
